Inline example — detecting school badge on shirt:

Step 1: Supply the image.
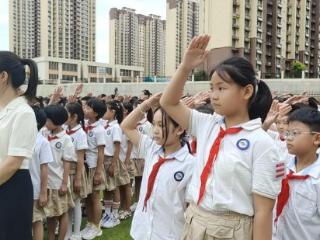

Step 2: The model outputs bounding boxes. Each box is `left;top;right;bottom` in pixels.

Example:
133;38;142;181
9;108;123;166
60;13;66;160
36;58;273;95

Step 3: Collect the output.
174;171;184;182
55;142;62;149
236;138;250;151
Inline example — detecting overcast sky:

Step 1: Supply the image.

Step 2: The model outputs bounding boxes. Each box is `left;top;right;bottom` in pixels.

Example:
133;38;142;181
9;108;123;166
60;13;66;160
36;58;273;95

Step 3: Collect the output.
0;0;166;63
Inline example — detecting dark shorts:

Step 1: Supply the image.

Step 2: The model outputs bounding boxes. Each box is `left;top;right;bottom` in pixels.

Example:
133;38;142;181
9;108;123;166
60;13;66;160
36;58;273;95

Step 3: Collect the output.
0;170;33;240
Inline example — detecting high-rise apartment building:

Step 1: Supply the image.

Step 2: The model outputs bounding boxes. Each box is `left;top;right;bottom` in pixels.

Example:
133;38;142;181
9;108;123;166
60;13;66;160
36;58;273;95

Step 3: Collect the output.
9;0;96;61
165;0;199;77
198;0;320;78
109;7;166;76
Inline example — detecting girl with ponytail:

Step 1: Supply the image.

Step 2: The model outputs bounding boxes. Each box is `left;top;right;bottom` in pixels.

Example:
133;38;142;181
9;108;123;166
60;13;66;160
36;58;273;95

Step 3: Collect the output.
0;51;38;239
160;36;282;240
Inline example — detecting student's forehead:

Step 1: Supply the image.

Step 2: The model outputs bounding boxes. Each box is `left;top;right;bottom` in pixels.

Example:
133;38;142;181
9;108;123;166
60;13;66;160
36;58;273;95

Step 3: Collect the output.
277;116;289;122
288;121;309;129
153;110;162;120
211;72;232;85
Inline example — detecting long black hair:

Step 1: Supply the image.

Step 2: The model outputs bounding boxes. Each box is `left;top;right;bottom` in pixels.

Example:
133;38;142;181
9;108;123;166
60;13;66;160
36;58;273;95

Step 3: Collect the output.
107;100;124;124
154;107;192;154
66;102;85;129
211;56;272;122
0;51;38;100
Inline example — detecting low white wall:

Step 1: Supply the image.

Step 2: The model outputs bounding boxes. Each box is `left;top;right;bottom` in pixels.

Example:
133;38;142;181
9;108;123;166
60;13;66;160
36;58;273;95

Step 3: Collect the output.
36;79;320;97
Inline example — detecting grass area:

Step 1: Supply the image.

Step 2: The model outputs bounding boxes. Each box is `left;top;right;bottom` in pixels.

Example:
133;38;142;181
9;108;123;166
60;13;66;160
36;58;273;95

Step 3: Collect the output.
44;217;132;240
96;217;132;240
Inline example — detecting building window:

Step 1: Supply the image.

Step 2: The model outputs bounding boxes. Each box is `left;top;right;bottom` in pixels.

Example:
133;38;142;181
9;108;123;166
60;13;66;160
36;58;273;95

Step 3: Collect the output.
49;61;58;70
62;63;77;72
62;75;77;81
49;74;58;80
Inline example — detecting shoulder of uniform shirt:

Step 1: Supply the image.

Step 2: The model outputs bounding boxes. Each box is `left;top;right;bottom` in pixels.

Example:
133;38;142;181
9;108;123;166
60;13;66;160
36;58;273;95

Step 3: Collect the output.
36;132;48;143
77;127;87;136
62;132;74;142
94;123;105;132
306;157;320;182
248;127;278;149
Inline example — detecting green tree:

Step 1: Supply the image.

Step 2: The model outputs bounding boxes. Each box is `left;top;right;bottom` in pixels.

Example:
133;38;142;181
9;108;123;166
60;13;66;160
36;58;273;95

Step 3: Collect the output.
291;60;306;78
194;70;209;81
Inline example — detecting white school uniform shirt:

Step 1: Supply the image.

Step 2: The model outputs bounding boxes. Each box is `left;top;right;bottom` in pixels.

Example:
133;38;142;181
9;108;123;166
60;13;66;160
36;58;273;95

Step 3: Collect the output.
119;134;130;162
130;135;195;240
85;120;106;168
29;132;54;200
67;124;88;151
131;118;153;159
268;130;293;165
272;156;320;240
0;96;37;169
103;120;122;156
44;130;76;189
186;110;282;216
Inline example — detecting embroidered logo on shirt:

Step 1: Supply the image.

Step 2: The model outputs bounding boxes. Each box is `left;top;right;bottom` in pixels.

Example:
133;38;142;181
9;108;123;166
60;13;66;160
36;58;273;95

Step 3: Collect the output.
236;138;250;151
55;142;62;149
106;129;111;135
174;171;184;182
88;132;93;137
275;162;286;178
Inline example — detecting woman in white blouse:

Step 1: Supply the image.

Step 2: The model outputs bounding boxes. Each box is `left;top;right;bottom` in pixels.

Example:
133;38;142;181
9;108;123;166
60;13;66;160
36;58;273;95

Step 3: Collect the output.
0;51;38;240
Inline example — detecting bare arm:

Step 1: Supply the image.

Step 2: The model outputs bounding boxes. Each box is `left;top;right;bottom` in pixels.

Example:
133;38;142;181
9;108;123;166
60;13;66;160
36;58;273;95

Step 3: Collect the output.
0;156;24;186
59;160;70;195
39;164;49;207
93;145;105;185
96;145;105;173
121;93;162;147
160;35;210;130
74;149;85;192
253;193;275;240
125;141;133;166
112;142;121;167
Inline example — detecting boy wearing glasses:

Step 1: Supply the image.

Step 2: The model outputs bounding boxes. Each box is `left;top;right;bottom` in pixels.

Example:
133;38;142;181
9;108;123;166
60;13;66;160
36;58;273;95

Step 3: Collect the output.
273;107;320;240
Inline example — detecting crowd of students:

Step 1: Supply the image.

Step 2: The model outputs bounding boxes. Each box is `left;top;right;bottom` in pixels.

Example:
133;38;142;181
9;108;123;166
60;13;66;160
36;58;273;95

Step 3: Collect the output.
0;35;320;240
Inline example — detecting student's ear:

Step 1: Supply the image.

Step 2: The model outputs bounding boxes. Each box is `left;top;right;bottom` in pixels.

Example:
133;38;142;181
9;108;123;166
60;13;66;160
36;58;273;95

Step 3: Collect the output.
243;84;254;101
176;126;185;137
313;133;320;147
0;71;9;85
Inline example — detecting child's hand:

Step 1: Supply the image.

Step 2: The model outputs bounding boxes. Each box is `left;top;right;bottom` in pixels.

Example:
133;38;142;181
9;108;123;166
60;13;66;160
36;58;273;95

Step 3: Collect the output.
264;100;280;126
108;164;115;177
193;91;211;108
68;95;77;103
278;103;292;117
49;86;63;105
74;84;83;97
181;35;211;72
124;159;131;170
181;96;195;108
73;177;82;193
93;171;103;185
144;92;162;110
283;95;307;105
38;192;48;207
59;183;68;196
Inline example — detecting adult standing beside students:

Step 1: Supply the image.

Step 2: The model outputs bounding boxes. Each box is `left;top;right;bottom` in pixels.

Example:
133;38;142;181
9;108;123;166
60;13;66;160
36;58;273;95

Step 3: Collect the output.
0;51;38;240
